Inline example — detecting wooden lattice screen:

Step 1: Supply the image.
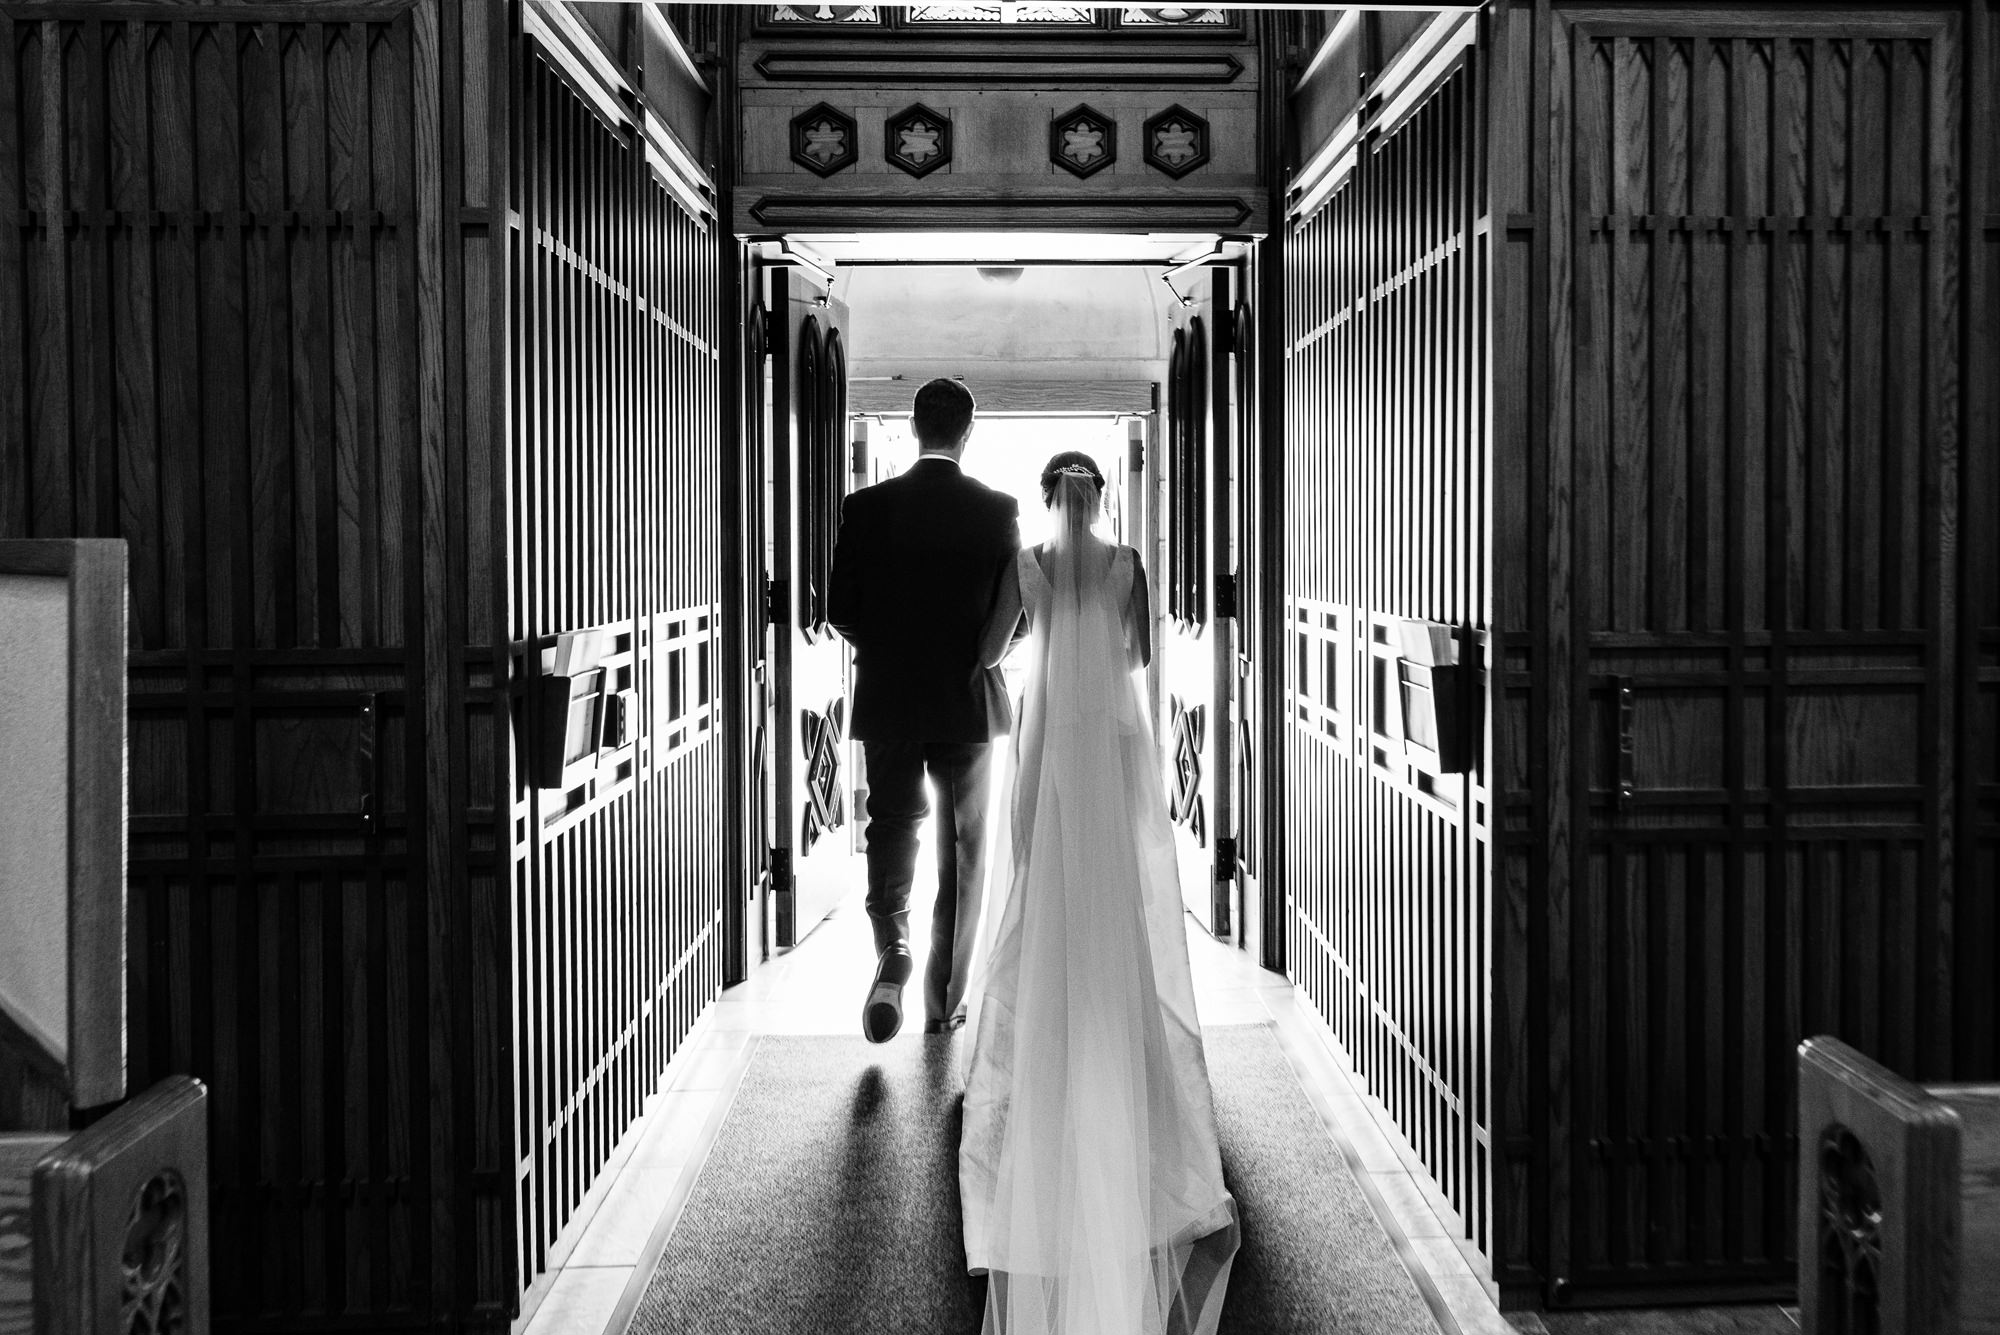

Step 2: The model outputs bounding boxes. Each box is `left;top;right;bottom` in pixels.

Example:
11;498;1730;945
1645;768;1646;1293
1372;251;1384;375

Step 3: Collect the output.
507;32;724;1300
1282;50;1494;1267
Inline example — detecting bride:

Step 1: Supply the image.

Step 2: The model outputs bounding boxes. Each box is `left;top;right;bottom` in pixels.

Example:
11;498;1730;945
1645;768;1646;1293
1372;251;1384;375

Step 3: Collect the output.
957;451;1239;1335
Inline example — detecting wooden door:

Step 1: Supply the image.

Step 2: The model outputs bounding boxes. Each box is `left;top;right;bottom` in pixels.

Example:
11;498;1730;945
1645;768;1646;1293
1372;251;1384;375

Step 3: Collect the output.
1541;6;1968;1303
764;265;859;948
1227;292;1264;961
1162;266;1238;937
737;277;775;979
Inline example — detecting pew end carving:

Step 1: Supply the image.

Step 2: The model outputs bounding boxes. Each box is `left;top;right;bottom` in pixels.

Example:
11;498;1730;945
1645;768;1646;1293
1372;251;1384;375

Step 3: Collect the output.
27;1077;210;1335
1798;1037;2000;1335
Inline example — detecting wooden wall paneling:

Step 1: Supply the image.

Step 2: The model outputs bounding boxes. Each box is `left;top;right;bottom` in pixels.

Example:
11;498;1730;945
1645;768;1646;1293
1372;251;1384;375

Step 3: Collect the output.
1532;4;1988;1306
1961;0;2000;1085
507;12;723;1313
0;3;512;1326
1281;37;1494;1278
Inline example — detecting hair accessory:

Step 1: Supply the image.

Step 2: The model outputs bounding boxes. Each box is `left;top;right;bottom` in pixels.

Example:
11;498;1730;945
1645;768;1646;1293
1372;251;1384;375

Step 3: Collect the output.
1059;463;1096;477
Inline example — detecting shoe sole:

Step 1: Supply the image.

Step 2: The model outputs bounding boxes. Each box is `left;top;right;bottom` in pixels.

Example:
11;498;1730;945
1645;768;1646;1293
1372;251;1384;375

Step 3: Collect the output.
864;997;902;1043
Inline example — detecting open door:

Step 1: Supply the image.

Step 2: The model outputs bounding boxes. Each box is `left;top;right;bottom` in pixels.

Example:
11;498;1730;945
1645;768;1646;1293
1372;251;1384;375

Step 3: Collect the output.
757;262;861;948
1160;264;1241;939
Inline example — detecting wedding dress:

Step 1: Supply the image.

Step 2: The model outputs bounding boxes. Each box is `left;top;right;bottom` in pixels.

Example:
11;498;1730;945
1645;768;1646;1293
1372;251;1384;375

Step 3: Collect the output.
958;472;1239;1335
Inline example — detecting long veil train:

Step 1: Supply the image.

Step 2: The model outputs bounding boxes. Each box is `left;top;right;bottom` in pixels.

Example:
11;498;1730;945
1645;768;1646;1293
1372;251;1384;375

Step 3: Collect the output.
959;471;1238;1335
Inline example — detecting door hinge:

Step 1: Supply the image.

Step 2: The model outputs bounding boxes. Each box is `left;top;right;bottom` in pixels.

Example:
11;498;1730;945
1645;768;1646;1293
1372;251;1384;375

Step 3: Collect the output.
1214;836;1238;879
1215;571;1238;620
764;578;788;627
1128;436;1145;473
768;846;792;897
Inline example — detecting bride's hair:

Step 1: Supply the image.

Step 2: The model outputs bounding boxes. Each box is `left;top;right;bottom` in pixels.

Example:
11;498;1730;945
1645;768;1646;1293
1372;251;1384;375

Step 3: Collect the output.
1038;451;1104;507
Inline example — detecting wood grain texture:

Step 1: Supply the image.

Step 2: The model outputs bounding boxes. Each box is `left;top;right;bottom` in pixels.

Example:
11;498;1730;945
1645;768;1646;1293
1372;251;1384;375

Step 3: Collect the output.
0;3;508;1330
1521;3;1989;1308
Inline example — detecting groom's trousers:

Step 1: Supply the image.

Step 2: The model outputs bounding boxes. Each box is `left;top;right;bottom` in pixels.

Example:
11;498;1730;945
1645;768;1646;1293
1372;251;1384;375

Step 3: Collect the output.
860;739;992;1026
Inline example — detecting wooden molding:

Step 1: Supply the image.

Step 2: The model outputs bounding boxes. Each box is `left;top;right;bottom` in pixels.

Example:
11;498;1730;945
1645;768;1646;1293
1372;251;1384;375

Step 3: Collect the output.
743;192;1257;231
751;50;1246;86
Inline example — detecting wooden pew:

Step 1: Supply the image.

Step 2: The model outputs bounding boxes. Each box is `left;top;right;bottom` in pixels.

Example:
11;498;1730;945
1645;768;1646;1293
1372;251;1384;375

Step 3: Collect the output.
1798;1036;2000;1334
0;541;210;1334
0;1077;209;1335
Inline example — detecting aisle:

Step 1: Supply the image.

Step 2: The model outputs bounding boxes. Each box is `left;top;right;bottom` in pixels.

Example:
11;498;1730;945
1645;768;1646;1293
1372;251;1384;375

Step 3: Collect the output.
624;1022;1444;1335
516;887;1516;1335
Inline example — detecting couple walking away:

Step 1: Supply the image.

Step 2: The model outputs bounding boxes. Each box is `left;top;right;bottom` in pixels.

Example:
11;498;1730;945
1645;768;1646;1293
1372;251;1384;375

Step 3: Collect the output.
827;379;1240;1335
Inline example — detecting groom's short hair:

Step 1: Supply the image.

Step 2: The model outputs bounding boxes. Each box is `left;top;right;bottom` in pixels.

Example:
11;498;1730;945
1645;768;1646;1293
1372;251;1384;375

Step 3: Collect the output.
913;378;975;449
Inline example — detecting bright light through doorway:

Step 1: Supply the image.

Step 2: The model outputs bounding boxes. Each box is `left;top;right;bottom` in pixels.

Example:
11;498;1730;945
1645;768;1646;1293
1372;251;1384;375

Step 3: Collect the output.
867;414;1134;550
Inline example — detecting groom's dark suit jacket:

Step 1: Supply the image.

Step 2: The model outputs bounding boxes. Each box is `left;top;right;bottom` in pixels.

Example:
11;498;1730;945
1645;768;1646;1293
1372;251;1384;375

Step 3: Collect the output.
828;456;1020;742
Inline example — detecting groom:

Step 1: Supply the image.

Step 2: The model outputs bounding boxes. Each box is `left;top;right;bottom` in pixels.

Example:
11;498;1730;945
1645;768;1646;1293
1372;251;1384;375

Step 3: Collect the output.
828;379;1021;1042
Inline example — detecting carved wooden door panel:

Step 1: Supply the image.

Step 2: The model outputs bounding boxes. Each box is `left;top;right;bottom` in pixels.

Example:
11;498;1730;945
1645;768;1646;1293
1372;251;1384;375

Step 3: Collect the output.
1162;266;1238;936
741;289;774;977
1544;7;1966;1303
1227;291;1264;960
765;265;858;948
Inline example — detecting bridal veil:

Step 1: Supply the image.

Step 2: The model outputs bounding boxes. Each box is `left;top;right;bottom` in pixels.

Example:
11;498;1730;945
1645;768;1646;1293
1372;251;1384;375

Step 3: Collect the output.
959;469;1239;1335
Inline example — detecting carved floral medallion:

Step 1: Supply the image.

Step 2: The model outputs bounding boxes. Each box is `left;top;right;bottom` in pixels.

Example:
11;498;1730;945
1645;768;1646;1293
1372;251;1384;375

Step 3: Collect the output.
885;104;952;178
1143;104;1210;179
1050;104;1116;179
791;103;859;177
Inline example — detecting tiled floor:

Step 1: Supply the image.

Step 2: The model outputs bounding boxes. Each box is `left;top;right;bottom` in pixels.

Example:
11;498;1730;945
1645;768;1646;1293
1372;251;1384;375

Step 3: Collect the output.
515;881;1783;1335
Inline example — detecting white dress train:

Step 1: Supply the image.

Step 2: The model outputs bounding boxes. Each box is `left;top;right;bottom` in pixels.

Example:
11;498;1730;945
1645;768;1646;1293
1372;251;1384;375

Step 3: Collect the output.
958;516;1239;1335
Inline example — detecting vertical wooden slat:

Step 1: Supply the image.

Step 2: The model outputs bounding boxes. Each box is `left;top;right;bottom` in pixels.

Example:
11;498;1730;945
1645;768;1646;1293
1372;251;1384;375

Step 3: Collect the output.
504;26;723;1311
1281;42;1494;1282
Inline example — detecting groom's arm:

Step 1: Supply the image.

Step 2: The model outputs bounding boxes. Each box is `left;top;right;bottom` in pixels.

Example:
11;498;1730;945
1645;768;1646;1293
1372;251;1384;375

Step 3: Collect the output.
827;494;866;644
1002;499;1029;647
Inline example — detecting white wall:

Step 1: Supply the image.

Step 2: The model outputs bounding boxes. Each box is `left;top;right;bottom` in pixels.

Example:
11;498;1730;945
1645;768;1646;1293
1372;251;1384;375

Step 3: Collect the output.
836;263;1177;386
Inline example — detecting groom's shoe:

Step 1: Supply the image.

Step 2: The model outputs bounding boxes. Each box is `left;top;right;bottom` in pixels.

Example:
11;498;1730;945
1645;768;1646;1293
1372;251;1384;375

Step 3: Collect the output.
863;945;913;1043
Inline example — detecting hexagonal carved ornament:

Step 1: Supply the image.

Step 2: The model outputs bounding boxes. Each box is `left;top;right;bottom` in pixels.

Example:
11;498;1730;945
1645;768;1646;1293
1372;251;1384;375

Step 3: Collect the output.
1050;104;1116;179
1144;104;1210;179
885;103;951;178
791;102;858;176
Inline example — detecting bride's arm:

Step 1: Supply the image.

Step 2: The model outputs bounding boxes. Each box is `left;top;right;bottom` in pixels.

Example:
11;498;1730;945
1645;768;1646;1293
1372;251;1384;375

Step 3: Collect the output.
976;558;1024;669
1125;549;1152;670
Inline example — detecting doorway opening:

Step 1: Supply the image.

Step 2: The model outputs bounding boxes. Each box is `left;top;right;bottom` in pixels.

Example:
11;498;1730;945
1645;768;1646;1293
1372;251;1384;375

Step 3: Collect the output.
742;240;1265;985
